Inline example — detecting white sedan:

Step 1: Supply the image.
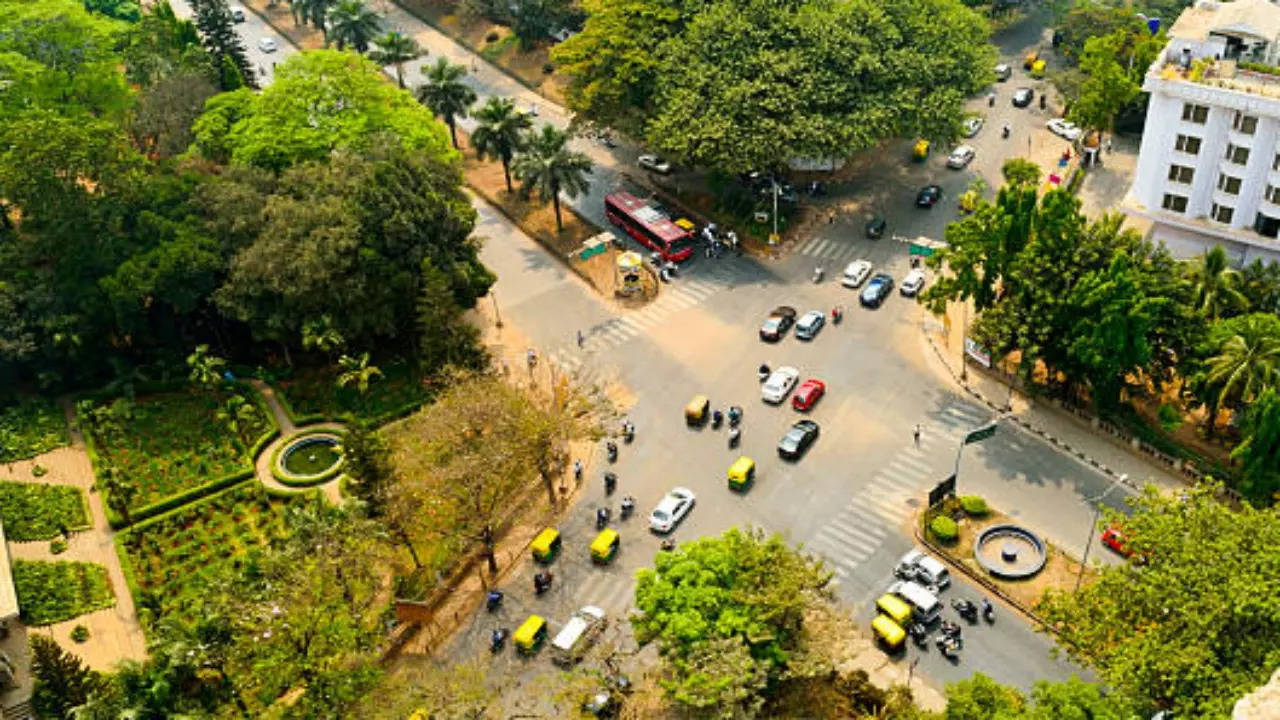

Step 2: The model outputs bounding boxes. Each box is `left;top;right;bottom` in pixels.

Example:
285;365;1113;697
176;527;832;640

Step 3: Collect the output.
946;145;976;169
258;36;278;53
841;259;872;288
761;366;800;404
649;487;695;533
1047;118;1082;141
638;154;672;174
900;268;926;297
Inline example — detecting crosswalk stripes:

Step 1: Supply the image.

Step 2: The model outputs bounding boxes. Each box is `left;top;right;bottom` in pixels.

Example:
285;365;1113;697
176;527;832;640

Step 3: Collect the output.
796;236;866;265
571;570;635;615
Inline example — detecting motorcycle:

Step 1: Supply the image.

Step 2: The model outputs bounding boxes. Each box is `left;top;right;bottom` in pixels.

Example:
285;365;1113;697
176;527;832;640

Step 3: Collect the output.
758;364;771;382
936;634;961;659
728;426;741;448
603;472;618;496
988;92;996;106
534;571;554;595
1001;123;1010;139
622;421;635;444
620;496;635;519
952;598;978;623
490;627;509;653
727;406;743;427
813;266;824;283
659;538;676;552
486;590;503;613
832;306;843;325
940;620;962;639
982;598;995;623
596;507;611;529
908;622;929;647
606;441;618;463
712;410;724;429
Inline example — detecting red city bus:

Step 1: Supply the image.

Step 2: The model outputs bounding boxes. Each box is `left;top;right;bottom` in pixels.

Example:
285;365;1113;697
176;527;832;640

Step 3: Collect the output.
604;192;695;262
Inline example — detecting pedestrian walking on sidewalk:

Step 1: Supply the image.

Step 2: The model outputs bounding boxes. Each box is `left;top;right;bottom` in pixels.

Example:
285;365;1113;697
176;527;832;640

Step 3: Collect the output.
577;329;584;348
913;424;921;446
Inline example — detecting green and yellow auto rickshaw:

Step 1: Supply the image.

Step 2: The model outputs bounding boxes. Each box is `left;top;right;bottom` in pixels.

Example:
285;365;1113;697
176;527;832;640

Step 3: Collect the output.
531;527;562;563
513;614;547;654
912;139;930;162
727;456;756;491
685;395;710;426
872;613;906;650
590;528;620;564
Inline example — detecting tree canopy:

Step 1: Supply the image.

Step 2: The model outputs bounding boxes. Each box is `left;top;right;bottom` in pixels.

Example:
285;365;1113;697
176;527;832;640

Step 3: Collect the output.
553;0;994;172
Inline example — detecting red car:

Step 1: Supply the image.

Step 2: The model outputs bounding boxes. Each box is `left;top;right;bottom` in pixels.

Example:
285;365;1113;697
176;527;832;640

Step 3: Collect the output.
792;379;825;411
1101;525;1132;557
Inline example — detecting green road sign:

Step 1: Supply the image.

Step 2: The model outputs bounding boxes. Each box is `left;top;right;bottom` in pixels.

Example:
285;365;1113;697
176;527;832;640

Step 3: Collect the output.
963;423;997;446
908;243;935;257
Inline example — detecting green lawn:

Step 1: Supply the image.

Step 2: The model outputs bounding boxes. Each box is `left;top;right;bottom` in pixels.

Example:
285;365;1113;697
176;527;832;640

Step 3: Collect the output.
0;482;90;541
88;390;271;510
0;397;68;463
277;358;435;423
118;482;306;627
13;560;114;625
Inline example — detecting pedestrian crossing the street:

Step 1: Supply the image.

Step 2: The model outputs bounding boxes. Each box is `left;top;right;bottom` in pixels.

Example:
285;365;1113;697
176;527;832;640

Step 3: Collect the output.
804;401;995;582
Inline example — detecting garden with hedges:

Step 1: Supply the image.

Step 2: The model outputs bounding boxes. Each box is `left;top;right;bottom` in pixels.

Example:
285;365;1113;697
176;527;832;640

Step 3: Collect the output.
0;396;68;463
117;481;314;627
13;560;114;626
0;482;90;541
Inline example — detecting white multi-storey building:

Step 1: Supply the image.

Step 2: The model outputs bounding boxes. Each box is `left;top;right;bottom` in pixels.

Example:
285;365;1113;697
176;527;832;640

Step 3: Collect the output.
1123;0;1280;264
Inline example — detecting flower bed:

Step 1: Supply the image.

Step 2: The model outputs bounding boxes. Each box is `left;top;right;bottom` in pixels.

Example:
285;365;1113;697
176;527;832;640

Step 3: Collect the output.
0;482;91;541
88;390;271;511
13;560;114;625
277;359;434;424
0;397;68;463
117;481;305;626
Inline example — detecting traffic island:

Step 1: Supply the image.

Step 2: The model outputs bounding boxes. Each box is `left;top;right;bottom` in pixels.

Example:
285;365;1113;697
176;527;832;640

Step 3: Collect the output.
916;496;1097;623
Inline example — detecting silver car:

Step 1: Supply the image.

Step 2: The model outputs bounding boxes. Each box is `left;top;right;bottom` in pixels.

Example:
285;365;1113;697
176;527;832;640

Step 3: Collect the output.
761;366;800;403
649;487;695;533
794;310;825;340
638;154;672;174
841;259;872;288
946;145;976;169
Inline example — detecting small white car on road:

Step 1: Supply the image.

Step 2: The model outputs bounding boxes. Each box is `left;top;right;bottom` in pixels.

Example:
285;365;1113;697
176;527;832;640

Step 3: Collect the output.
1047;118;1082;141
900;268;926;297
946;145;976;169
638;154;672;174
230;6;246;21
258;37;278;53
650;487;695;533
841;259;872;288
761;366;800;403
962;116;984;138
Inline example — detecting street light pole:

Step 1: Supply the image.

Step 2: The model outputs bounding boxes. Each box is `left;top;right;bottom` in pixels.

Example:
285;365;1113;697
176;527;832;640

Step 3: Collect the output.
960;300;969;381
1075;476;1127;592
772;177;779;241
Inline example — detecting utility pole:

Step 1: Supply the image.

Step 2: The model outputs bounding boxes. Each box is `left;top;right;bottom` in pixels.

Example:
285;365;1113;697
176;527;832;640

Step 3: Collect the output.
1075;476;1127;592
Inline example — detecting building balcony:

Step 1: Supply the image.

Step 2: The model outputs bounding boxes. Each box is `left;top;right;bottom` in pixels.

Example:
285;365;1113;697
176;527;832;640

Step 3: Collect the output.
1214;188;1244;207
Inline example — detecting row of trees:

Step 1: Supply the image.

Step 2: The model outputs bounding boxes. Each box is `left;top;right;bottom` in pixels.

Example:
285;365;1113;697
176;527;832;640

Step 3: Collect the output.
922;161;1280;503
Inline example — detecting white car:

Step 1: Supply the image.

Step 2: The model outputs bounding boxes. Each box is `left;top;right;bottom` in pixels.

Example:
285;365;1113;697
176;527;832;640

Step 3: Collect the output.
761;366;800;404
962;116;984;138
638;154;672;174
1047;118;1082;141
946;145;976;169
649;487;695;533
900;268;926;297
841;259;872;288
258;37;278;53
230;5;246;21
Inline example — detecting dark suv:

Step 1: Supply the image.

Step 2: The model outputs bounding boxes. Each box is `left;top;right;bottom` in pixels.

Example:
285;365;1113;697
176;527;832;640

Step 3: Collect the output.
759;306;797;341
859;274;894;308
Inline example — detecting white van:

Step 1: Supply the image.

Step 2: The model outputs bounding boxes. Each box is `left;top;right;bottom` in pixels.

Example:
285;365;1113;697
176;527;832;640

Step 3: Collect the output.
887;580;941;624
551;606;606;666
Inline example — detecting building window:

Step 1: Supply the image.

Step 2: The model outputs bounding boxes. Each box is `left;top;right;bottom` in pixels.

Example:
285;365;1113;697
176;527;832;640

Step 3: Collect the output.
1274;152;1280;171
1257;213;1280;239
1218;174;1242;195
1225;144;1251;165
1162;193;1188;213
1233;112;1258;135
1175;134;1202;155
1182;103;1209;123
1267;185;1280;205
1212;203;1235;224
1167;165;1194;184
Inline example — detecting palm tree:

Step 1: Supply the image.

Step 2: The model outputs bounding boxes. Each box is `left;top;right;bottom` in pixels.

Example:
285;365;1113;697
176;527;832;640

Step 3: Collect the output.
337;352;384;395
326;0;382;52
290;0;335;34
512;124;593;232
416;58;476;149
1207;315;1280;410
1241;258;1280;314
369;30;423;88
1187;246;1246;320
471;97;532;193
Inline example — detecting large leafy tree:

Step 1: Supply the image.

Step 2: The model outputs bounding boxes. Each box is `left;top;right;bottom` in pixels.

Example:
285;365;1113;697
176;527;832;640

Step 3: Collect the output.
943;674;1132;720
1232;388;1280;505
369;30;423;88
326;0;381;53
415;57;476;149
30;635;109;719
1038;482;1280;716
633;527;833;718
193;50;454;171
556;0;993;173
470;96;532;192
512;124;593;231
190;0;258;90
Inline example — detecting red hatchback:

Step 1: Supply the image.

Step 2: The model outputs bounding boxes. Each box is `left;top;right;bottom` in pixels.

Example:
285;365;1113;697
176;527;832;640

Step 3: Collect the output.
1101;525;1132;557
792;379;825;411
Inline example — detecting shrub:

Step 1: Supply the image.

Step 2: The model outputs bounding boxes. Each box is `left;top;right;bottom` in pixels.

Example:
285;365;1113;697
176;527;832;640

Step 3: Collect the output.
1157;403;1183;432
0;482;91;541
0;397;68;463
930;515;958;542
70;625;89;643
50;539;68;555
31;465;47;477
960;495;989;517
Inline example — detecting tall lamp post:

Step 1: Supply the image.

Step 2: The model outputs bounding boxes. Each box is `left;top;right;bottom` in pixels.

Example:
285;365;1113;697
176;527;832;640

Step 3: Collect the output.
1075;476;1127;592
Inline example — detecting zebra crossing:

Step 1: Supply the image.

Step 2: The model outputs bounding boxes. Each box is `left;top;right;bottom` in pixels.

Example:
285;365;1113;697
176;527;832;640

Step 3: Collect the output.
546;265;739;372
803;401;994;582
795;235;874;265
568;567;636;616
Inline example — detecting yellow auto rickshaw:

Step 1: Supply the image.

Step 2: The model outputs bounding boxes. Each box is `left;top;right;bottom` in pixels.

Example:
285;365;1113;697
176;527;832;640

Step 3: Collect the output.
590;528;620;564
1030;59;1046;79
912;139;930;162
514;614;548;654
959;189;979;215
727;456;756;491
531;527;562;563
1023;49;1039;70
872;613;906;650
876;592;913;627
685;395;710;426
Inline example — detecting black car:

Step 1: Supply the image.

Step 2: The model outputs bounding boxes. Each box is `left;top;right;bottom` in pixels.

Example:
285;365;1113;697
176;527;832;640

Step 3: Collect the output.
778;420;820;460
916;185;942;208
759;305;797;341
1012;87;1034;107
865;215;887;239
860;273;894;308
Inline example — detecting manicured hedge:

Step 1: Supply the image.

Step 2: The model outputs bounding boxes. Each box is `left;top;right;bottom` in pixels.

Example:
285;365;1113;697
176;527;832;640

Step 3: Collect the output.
960;495;989;517
13;560;114;625
0;482;91;541
930;515;959;543
0;397;68;463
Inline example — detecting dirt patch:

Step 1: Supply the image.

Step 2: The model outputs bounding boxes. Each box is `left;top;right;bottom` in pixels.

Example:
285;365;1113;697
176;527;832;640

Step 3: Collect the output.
396;0;569;106
242;0;326;50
